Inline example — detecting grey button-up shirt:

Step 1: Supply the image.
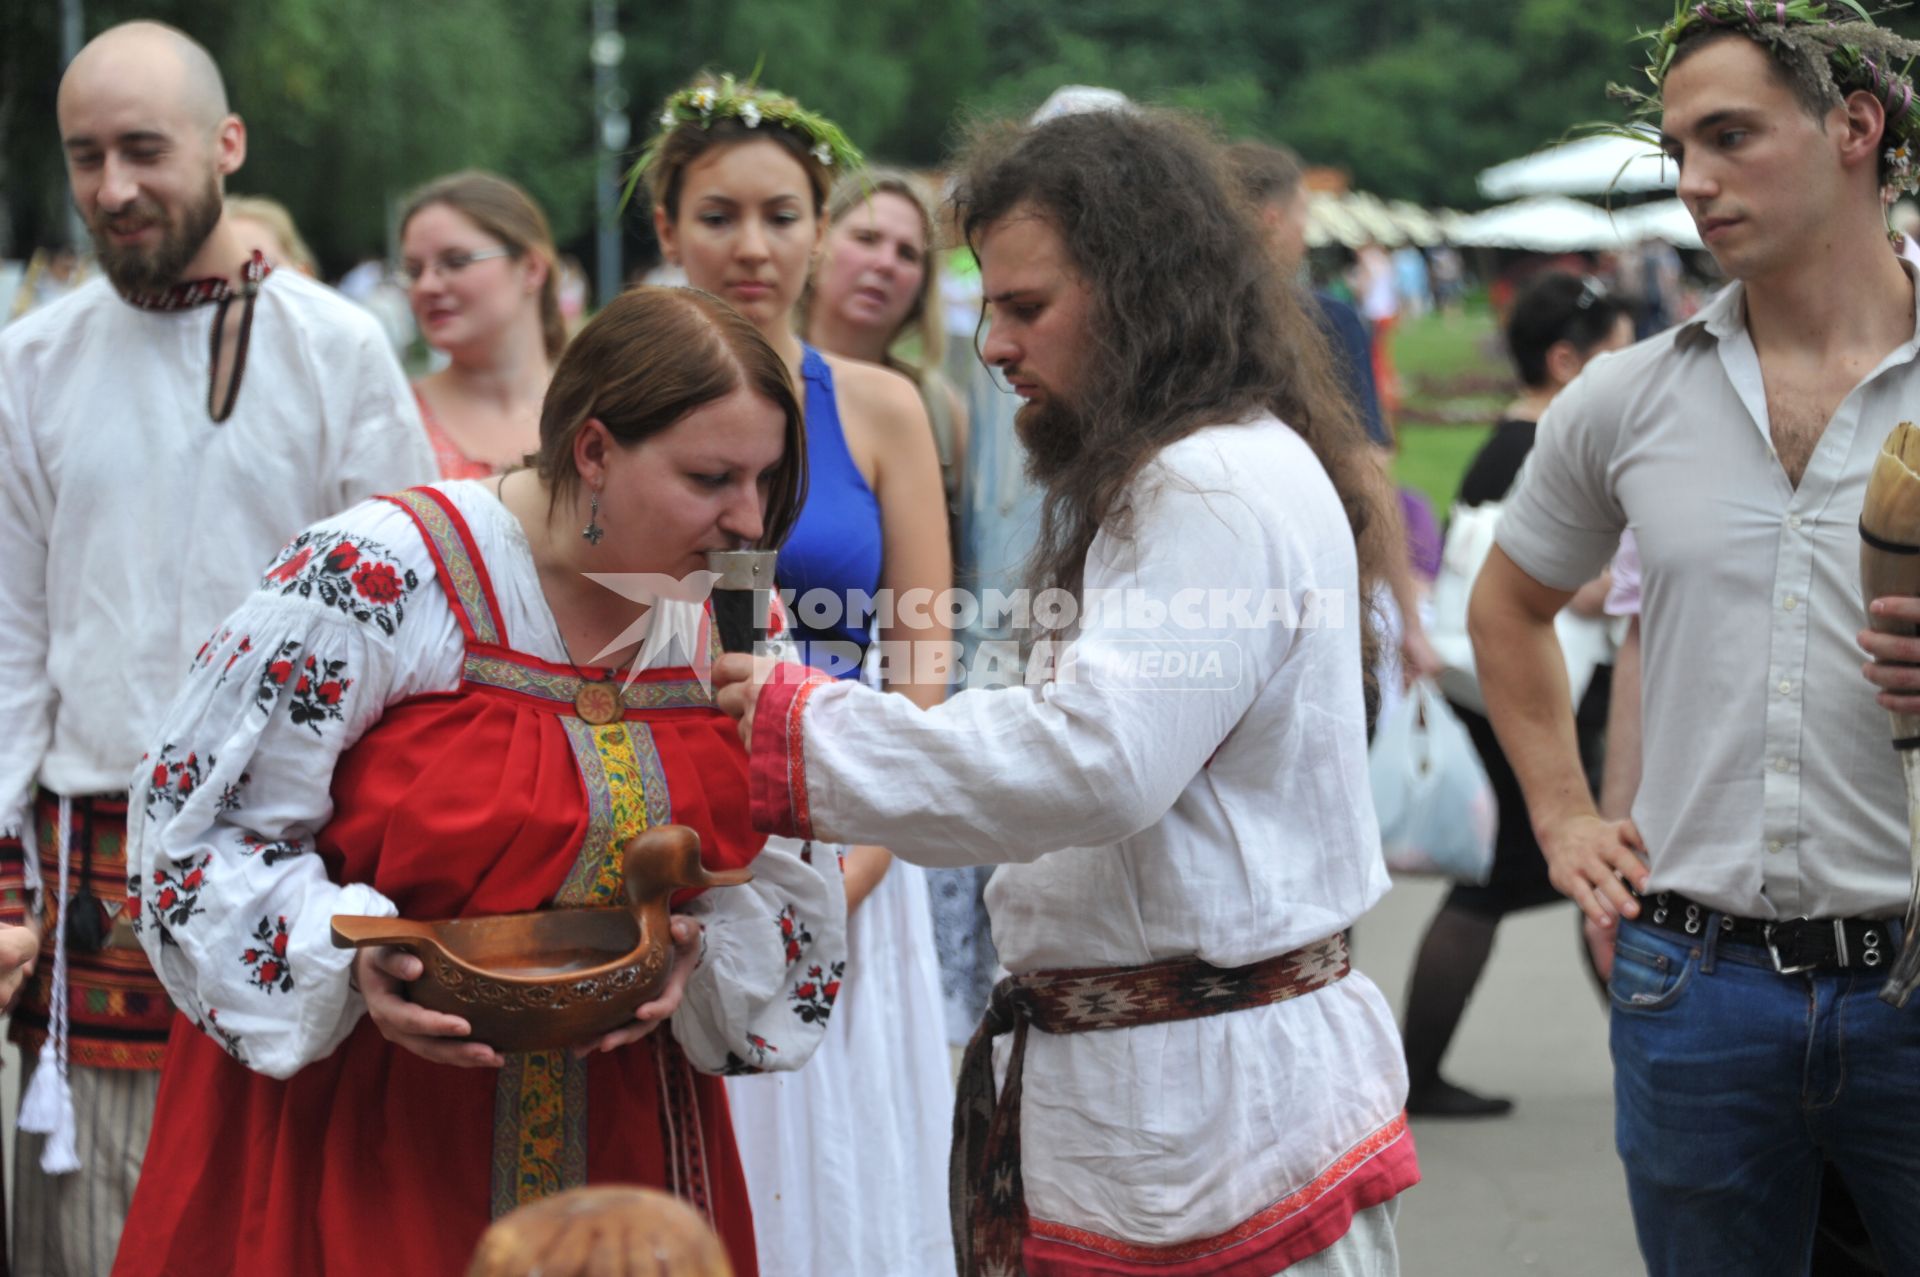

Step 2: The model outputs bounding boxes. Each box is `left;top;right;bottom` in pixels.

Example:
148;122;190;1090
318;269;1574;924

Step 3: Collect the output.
1497;272;1920;920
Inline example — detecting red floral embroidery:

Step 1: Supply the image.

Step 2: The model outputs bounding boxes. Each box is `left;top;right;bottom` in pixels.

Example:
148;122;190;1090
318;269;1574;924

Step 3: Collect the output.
790;960;843;1025
255;639;302;715
145;745;213;816
265;547;312;585
352;561;403;604
192;627;233;671
262;530;416;635
241;915;294;994
218;636;253;683
148;854;211;936
287;654;353;733
199;1008;247;1064
775;904;813;965
722;1032;780;1075
239;833;305;866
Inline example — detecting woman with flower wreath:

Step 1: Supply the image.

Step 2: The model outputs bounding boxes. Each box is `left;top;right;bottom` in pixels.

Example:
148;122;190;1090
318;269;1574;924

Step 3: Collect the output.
637;76;957;1276
107;287;848;1277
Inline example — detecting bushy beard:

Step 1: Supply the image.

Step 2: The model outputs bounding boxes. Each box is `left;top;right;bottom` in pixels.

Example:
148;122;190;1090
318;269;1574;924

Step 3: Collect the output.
1013;392;1092;489
87;172;223;297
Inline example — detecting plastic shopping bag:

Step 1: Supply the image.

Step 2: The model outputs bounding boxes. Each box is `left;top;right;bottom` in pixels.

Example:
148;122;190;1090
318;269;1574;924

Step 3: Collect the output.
1428;500;1613;715
1368;680;1496;884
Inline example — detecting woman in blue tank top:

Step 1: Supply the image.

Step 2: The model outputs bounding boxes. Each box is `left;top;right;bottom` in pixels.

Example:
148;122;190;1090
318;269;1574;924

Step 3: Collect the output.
642;76;959;1277
776;348;885;677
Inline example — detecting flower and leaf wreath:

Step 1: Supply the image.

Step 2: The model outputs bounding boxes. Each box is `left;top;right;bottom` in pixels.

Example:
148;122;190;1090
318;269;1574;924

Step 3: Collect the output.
621;70;865;211
1602;0;1920;202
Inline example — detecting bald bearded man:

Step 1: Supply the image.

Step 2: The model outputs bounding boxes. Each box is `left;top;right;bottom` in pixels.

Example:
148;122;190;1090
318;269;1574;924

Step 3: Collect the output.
0;22;433;1274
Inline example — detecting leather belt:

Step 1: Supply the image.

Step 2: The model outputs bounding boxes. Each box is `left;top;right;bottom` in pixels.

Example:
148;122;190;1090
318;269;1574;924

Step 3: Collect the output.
1637;890;1896;974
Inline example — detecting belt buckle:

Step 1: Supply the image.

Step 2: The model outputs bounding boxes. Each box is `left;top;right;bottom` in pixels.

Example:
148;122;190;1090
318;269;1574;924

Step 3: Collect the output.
1763;920;1822;975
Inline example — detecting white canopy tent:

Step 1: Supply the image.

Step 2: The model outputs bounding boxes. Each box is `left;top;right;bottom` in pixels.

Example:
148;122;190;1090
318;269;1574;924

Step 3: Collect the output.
1451;195;1700;252
1305;192;1463;249
1305;192;1369;249
1387;200;1449;246
1476;128;1675;200
1611;199;1703;249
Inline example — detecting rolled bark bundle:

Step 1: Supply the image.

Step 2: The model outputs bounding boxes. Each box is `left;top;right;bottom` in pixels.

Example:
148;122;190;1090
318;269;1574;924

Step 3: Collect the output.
1859;419;1920;1007
465;1186;734;1277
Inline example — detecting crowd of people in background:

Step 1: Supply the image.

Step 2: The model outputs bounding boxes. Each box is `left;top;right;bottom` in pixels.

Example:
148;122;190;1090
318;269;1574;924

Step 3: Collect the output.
7;3;1920;1274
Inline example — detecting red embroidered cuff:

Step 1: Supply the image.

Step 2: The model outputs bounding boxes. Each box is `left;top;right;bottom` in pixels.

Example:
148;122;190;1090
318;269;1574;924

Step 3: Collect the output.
748;662;832;839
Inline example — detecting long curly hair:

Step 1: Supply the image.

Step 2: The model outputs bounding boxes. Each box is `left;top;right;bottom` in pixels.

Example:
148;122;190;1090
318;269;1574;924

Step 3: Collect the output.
950;107;1384;693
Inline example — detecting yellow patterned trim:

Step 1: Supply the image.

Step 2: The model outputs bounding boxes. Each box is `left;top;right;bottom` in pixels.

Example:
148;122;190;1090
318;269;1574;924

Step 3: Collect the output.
489;1049;588;1218
559;721;671;904
464;653;712;712
386;489;501;646
490;718;670;1214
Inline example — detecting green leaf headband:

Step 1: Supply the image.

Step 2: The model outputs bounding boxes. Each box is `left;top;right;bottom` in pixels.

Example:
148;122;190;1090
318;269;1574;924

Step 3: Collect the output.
622;74;865;212
1618;0;1920;194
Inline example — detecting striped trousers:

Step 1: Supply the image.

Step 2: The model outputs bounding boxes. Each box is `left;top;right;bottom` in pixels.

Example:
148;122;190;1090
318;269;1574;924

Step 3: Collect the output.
12;1059;158;1277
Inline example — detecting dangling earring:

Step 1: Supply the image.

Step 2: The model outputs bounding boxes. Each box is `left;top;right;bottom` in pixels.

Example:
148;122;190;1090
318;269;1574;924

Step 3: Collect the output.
582;490;604;545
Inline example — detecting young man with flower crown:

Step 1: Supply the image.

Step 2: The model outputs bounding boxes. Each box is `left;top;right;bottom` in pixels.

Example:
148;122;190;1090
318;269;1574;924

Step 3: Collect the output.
0;20;433;1274
1470;4;1920;1270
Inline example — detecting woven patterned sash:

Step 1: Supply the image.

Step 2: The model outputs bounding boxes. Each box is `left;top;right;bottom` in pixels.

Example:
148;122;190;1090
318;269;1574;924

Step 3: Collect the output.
951;934;1351;1276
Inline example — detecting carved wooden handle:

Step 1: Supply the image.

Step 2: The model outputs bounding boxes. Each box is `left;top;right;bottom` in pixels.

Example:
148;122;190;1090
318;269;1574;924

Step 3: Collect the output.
329;914;441;952
622;826;753;909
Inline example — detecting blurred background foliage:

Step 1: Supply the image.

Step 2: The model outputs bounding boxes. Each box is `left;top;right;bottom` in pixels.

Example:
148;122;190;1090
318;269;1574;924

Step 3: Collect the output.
7;0;1920;273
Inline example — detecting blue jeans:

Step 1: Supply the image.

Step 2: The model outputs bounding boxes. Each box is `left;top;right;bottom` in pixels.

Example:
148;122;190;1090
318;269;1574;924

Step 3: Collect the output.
1610;916;1920;1276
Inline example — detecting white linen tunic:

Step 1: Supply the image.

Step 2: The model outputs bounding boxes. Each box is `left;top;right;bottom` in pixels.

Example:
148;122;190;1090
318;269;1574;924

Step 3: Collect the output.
0;272;436;848
753;416;1413;1258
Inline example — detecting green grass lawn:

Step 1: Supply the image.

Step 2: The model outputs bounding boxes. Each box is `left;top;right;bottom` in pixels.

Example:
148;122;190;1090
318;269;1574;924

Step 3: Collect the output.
1394;422;1492;512
1387;300;1508;510
1394;300;1502;386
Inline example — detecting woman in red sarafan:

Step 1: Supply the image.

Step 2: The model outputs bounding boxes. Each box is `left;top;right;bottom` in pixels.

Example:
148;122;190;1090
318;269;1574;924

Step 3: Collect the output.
111;287;845;1277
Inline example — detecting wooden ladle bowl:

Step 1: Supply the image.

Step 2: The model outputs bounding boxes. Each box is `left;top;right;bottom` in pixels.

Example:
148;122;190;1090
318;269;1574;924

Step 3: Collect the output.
330;825;750;1053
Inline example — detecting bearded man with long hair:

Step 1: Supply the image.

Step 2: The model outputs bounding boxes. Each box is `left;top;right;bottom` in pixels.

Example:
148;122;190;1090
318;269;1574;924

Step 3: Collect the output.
718;106;1415;1275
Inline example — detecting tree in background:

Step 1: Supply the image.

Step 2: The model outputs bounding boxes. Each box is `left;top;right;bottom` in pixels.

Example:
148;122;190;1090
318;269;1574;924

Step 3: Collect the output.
3;0;596;269
9;0;1920;276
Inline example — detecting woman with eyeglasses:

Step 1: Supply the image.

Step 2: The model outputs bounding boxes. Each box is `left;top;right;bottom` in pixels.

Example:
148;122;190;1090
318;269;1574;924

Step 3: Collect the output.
401;171;565;478
1400;270;1633;1118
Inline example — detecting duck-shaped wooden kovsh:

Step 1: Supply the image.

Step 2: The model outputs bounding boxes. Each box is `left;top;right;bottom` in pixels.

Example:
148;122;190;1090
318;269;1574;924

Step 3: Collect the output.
330;825;750;1052
1861;420;1920;1007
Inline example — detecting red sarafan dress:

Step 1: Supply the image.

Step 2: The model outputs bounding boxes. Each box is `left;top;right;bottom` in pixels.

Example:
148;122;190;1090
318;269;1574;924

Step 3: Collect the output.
112;484;846;1277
